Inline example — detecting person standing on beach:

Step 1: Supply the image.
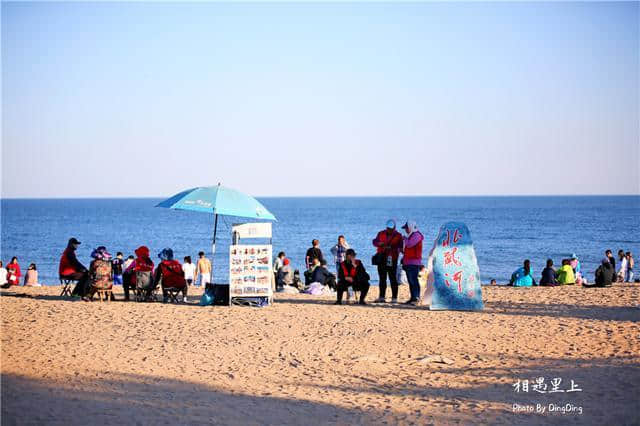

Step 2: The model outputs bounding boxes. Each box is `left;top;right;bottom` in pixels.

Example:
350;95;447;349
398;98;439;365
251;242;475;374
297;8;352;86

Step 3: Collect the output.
401;221;424;305
182;256;196;287
617;250;628;282
372;220;403;303
112;252;124;286
305;240;324;270
626;252;634;282
330;236;350;275
195;251;212;287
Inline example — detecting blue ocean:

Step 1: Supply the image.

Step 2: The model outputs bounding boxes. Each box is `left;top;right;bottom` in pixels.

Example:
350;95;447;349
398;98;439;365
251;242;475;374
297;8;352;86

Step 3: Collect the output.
1;196;638;285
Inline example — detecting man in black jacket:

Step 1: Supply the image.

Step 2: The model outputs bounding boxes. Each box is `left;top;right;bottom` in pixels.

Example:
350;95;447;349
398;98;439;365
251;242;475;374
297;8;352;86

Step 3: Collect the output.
590;258;615;287
335;249;369;305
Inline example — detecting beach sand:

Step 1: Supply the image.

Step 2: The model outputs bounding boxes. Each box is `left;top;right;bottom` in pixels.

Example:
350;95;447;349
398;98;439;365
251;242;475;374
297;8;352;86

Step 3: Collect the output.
1;283;638;425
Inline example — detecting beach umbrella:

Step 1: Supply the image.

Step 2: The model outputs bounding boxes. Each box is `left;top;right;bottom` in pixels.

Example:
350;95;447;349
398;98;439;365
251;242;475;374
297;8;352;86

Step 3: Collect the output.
156;183;277;262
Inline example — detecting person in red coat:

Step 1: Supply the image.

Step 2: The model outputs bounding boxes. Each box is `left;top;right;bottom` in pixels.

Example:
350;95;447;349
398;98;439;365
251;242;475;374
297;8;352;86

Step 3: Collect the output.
372;220;403;303
6;257;21;286
155;248;187;303
59;238;90;297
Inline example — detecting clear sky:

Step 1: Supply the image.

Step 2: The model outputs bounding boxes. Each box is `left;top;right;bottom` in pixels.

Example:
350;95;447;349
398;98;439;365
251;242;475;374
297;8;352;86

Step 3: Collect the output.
2;2;639;198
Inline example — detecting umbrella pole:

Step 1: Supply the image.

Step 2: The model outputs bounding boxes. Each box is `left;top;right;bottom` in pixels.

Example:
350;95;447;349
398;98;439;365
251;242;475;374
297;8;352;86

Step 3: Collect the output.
212;213;218;283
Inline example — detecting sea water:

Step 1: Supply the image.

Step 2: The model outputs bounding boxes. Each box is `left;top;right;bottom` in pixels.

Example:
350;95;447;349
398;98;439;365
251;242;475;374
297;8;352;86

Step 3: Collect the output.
1;196;638;285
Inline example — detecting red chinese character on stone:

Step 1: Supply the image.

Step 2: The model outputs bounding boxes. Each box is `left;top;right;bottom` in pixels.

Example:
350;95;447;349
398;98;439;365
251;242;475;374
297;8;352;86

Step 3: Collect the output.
442;230;450;247
453;229;462;244
444;247;462;267
453;270;463;293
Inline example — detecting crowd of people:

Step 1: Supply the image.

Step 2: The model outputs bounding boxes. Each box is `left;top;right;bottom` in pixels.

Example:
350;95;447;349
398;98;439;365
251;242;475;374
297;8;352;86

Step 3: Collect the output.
0;226;636;305
54;238;213;302
508;249;635;288
272;219;425;305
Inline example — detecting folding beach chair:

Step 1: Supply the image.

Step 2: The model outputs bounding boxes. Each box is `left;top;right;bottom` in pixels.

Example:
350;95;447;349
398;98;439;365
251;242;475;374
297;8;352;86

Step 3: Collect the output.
163;287;181;303
59;276;77;297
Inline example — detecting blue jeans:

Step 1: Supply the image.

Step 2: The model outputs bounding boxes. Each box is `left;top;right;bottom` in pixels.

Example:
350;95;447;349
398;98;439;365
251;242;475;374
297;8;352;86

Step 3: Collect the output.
626;269;634;282
403;264;421;300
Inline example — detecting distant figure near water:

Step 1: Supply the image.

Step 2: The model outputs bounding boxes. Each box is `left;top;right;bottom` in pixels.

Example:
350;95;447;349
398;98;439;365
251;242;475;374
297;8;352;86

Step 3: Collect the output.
539;259;558;286
23;263;40;286
7;257;21;287
510;259;537;287
557;259;576;285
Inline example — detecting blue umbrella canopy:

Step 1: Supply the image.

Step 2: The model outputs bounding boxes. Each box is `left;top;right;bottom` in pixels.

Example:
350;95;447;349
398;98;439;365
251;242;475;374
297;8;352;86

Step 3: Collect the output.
156;185;277;221
156;185;276;270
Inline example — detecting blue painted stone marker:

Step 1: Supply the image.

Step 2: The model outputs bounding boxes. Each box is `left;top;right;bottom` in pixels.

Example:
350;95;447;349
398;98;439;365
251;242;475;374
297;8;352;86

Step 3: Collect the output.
428;221;483;311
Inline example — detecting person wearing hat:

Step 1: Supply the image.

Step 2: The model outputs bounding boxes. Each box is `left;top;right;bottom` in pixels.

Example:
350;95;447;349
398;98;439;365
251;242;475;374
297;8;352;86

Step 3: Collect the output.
59;237;90;297
85;246;114;301
372;219;403;303
155;248;188;303
401;220;424;305
335;248;370;305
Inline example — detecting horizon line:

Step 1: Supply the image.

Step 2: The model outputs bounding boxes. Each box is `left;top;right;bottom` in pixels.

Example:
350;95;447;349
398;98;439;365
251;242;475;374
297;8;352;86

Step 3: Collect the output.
1;193;639;200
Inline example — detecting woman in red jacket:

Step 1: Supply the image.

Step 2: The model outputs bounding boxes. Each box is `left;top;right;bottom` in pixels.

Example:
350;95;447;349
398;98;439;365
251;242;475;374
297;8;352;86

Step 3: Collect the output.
6;257;21;286
155;248;187;303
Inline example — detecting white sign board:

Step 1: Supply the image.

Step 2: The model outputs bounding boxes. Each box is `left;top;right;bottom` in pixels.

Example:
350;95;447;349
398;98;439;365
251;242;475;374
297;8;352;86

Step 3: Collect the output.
229;245;273;298
232;223;272;239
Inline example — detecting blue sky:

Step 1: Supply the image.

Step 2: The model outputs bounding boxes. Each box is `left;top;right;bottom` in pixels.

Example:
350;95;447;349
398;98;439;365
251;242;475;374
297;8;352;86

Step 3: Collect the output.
2;2;638;197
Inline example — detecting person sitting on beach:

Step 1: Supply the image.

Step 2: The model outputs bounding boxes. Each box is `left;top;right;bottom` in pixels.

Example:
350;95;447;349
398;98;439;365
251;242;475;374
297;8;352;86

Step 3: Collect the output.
85;247;114;301
0;261;8;289
6;257;21;287
304;257;321;285
311;259;336;290
570;255;584;285
586;258;615;288
195;251;212;287
335;249;370;305
539;259;558;286
58;238;90;296
155;248;188;303
556;259;576;285
276;258;294;289
130;246;155;301
510;259;537;287
23;263;41;286
273;251;286;289
305;240;324;271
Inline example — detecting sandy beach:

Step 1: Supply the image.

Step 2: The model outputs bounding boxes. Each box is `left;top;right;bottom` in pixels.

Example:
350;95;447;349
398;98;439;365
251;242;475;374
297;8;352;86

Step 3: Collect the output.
1;283;638;425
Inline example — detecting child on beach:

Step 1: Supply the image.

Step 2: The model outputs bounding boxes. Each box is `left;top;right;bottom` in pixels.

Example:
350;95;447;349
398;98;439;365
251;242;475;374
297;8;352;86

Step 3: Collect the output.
182;256;195;286
23;264;41;286
112;252;124;286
